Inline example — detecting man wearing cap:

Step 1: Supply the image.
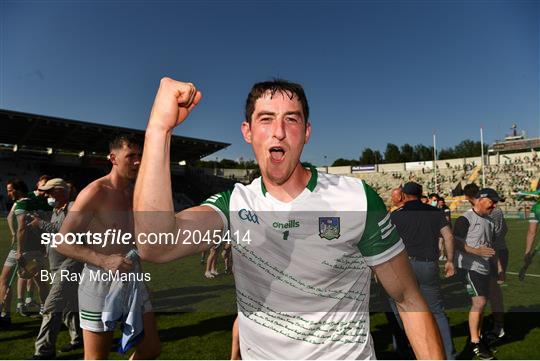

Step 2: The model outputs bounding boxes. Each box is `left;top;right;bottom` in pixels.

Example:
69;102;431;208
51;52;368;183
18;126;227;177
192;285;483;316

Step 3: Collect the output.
28;178;84;359
390;181;457;360
462;183;507;348
454;187;500;359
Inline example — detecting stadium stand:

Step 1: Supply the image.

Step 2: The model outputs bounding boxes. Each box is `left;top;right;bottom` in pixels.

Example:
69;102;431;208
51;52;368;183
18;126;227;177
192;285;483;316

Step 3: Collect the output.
317;153;540;217
4;108;537;217
0;109;233;213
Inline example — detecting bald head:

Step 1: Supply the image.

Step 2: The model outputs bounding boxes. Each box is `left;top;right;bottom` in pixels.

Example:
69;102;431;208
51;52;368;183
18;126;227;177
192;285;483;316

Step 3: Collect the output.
391;187;404;208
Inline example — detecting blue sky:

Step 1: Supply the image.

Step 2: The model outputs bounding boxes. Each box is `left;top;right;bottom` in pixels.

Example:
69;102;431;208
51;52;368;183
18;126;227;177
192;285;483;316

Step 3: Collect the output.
1;0;538;165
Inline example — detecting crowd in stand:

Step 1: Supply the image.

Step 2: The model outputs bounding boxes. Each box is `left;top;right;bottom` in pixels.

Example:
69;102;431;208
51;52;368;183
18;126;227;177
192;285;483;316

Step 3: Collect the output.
356;156;540;214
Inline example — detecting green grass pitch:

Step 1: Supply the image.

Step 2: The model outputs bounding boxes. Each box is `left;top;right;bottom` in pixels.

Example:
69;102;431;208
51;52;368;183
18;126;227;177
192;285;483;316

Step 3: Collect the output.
0;217;539;359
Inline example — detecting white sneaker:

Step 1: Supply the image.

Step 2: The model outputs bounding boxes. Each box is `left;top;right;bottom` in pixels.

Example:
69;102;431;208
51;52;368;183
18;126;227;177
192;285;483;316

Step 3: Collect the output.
16;303;29;317
211;270;219;276
204;271;214;279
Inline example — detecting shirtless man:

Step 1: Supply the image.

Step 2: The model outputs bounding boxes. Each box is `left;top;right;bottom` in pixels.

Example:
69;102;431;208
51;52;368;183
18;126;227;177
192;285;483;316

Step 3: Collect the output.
55;135;160;360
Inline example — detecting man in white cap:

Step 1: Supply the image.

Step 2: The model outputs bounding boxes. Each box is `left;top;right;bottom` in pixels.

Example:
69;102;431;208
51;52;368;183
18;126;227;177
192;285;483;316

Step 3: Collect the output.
454;187;501;359
29;178;84;359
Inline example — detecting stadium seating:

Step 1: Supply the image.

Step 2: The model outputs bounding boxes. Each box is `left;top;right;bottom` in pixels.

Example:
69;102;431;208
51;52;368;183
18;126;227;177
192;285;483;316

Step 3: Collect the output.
350;156;540;216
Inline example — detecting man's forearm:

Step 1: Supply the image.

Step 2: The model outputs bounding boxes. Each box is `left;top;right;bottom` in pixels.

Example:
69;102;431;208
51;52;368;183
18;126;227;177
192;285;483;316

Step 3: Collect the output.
133;128;176;236
134;127;174;214
55;242;104;268
17;228;25;254
444;237;454;261
7;206;15;236
441;226;454;261
133;125;179;262
397;299;445;359
374;252;445;359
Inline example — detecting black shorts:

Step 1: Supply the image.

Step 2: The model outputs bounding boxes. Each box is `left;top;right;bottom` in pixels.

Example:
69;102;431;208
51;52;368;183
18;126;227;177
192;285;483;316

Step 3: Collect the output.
458;269;490;297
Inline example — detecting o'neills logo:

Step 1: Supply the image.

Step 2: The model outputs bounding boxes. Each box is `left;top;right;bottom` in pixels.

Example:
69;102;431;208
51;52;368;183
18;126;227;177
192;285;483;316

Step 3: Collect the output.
272;220;300;229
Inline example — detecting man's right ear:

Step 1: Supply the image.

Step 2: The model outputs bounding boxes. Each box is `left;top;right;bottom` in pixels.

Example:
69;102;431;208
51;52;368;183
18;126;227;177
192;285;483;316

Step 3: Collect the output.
109;153;117;165
241;121;252;144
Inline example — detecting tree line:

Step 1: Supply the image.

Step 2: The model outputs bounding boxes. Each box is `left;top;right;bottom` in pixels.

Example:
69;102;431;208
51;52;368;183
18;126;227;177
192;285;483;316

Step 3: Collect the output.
193;139;488;169
195;158;258;169
332;139;489;167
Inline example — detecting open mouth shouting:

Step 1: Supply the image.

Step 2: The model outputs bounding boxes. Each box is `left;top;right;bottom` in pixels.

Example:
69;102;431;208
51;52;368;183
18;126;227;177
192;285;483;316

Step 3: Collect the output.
269;146;286;163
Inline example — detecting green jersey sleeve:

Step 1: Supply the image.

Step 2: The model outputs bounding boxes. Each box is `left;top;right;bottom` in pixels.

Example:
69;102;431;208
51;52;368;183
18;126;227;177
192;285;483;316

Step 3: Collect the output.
201;190;232;230
358;182;404;266
532;202;540;222
14;199;31;216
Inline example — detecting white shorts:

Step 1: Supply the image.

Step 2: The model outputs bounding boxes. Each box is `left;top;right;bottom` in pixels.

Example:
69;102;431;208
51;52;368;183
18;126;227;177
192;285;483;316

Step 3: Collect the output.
78;264;152;332
3;250;17;268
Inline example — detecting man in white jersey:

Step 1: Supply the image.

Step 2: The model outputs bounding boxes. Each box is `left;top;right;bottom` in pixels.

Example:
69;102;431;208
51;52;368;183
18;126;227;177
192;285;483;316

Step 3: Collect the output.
134;77;444;359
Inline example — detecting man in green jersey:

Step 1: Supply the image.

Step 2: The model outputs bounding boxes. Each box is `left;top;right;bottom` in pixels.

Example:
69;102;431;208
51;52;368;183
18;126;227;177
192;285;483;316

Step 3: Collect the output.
0;179;49;326
521;201;540;279
16;175;51;316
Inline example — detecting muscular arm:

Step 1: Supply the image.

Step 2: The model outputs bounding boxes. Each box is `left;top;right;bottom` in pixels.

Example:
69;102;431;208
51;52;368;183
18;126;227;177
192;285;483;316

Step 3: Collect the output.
133;78;221;263
373;251;445;360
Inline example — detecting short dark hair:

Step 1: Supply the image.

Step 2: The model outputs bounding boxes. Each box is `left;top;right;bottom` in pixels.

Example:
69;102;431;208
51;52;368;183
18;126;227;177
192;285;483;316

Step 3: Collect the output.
7;179;29;194
428;193;439;200
109;135;140;152
463;183;480;198
245;79;309;124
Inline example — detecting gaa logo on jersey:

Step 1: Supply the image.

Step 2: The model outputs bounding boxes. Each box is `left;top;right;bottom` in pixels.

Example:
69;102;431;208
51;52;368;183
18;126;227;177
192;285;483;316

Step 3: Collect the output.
319;217;340;240
238;209;260;224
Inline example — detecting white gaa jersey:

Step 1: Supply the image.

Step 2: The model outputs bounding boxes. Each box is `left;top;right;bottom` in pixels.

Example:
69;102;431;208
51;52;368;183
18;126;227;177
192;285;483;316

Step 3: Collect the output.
202;167;404;359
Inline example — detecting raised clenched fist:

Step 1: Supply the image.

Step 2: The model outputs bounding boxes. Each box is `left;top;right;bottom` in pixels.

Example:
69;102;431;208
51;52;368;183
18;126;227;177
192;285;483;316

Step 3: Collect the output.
148;77;202;132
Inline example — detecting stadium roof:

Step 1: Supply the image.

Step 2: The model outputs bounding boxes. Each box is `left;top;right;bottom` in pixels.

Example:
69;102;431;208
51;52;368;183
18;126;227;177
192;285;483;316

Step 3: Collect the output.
0;108;229;162
490;137;540;153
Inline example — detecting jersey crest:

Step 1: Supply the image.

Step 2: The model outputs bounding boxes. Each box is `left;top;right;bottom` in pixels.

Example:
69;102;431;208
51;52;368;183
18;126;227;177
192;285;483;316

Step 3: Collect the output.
319;217;340;240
